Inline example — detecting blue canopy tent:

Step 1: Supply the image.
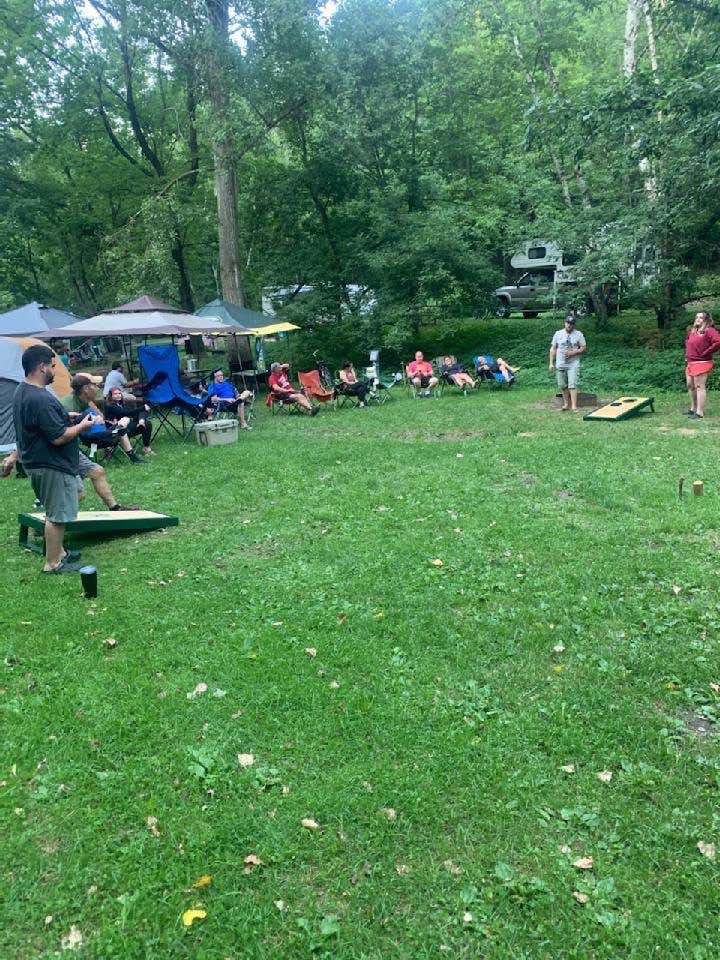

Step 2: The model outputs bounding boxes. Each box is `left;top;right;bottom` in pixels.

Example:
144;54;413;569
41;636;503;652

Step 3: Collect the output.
0;301;84;336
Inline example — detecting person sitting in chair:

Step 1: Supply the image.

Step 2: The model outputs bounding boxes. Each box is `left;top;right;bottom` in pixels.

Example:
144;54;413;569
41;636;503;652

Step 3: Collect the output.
104;386;155;456
338;361;369;407
407;351;439;396
475;356;518;383
440;356;476;390
205;368;254;430
268;362;318;415
62;375;144;464
103;361;140;404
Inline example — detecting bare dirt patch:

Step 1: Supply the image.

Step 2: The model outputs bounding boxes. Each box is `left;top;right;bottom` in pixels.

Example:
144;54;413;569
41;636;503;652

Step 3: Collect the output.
395;430;487;442
680;709;716;741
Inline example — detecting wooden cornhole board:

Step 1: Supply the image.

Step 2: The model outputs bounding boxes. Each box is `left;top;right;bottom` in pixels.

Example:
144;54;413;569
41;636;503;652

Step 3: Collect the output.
583;396;654;421
19;510;178;554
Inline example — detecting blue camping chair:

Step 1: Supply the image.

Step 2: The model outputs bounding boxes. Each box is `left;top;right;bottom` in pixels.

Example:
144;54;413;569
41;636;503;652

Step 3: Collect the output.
138;345;208;440
473;355;516;388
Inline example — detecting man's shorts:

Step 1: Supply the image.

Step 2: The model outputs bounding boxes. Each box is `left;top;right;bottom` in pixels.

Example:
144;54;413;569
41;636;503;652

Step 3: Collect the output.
78;451;98;479
556;365;580;390
415;375;432;388
27;469;79;524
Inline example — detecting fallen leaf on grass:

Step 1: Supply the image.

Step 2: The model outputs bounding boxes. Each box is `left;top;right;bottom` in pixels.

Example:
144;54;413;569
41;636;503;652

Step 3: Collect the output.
597;770;613;783
103;637;117;649
329;679;340;689
573;891;590;904
336;613;347;625
672;585;682;595
559;845;572;855
182;909;207;927
553;664;563;673
430;558;444;567
187;682;208;699
395;863;410;875
560;764;575;774
373;611;384;620
45;915;53;926
244;854;263;873
553;643;565;653
281;784;290;797
274;900;286;911
60;925;83;950
304;647;317;658
462;911;473;923
237;753;255;768
146;816;160;837
379;807;397;821
192;875;213;888
710;683;720;694
301;818;320;831
697;841;716;860
443;859;463;876
573;857;594;870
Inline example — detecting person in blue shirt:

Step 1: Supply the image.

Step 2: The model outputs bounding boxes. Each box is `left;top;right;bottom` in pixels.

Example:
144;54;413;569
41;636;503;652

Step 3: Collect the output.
205;368;253;430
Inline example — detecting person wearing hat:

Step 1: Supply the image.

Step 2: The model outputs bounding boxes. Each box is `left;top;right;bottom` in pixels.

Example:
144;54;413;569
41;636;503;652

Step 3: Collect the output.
205;367;254;429
549;314;587;412
62;375;145;463
267;362;318;415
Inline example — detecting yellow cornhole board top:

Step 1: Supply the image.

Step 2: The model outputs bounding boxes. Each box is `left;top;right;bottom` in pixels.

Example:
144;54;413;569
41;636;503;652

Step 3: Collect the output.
584;396;654;421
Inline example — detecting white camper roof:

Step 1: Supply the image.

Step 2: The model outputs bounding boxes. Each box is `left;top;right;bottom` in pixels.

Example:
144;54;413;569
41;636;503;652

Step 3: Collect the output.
510;241;563;270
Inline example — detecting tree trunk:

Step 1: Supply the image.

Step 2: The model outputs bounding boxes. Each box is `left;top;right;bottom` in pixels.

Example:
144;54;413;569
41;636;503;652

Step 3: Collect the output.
205;0;245;306
623;0;642;78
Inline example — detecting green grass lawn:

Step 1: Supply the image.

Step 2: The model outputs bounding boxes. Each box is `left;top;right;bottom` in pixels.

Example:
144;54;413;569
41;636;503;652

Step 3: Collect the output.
2;323;720;958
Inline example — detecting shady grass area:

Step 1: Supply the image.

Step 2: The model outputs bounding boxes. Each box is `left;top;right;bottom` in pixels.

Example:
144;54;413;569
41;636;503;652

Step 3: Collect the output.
2;315;720;959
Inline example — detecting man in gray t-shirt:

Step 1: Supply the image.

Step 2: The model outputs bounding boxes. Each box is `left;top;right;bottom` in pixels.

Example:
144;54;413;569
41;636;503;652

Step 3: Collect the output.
549;315;587;412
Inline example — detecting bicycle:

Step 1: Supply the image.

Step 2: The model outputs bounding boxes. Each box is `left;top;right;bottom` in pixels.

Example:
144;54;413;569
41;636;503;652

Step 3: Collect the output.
312;350;335;391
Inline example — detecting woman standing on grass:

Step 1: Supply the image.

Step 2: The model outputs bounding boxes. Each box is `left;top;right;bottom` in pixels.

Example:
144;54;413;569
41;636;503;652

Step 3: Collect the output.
685;311;720;419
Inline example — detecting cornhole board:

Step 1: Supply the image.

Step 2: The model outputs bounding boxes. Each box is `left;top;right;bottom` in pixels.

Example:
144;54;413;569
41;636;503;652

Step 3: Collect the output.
19;510;179;555
583;396;654;421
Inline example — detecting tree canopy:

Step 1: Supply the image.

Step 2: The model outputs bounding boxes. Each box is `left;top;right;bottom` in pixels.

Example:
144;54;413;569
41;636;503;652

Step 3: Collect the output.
1;0;719;330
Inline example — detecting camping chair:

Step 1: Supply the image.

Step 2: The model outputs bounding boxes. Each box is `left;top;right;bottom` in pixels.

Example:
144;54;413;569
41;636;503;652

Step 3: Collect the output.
138;345;208;440
405;363;440;399
80;425;131;464
266;391;303;415
334;372;361;409
473;355;517;388
434;356;475;397
298;370;336;409
365;350;401;404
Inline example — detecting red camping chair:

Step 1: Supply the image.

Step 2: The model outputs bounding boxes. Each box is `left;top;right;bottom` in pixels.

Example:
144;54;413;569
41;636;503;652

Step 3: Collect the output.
298;370;336;408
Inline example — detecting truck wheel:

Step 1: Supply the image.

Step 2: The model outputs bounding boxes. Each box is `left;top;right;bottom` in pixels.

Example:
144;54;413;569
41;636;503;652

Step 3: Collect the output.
496;302;511;318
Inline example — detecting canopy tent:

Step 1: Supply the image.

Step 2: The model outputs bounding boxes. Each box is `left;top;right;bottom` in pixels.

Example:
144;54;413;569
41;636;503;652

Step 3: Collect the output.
39;311;237;338
0;301;84;336
0;336;71;451
38;294;236;338
195;299;299;336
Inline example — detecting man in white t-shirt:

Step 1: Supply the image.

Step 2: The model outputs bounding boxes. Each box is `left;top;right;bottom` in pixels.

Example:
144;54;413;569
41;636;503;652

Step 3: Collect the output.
103;361;139;404
549;315;587;412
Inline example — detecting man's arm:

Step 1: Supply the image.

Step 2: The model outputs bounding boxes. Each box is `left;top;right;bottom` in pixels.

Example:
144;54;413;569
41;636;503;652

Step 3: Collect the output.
548;342;557;370
51;414;95;446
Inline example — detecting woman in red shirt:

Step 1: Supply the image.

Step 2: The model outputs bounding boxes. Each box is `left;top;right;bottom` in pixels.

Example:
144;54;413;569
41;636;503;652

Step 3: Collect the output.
267;363;318;415
685;311;720;419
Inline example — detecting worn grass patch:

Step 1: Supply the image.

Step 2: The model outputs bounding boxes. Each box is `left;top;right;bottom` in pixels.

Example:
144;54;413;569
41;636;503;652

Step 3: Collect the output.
2;372;720;959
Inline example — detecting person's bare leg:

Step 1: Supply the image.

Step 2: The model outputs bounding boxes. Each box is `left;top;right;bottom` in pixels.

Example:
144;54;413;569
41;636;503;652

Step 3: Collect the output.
561;388;571;410
569;387;579;411
89;466;117;509
238;401;248;428
44;521;65;570
695;374;707;417
686;374;696;413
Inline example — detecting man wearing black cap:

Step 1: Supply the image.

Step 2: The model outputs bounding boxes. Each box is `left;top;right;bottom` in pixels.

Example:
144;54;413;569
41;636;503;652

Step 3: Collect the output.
549;314;587;412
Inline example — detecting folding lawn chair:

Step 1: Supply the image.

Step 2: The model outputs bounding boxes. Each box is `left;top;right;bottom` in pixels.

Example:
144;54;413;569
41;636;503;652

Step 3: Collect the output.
473;355;516;388
434;356;475;397
365;350;400;405
334;372;361;409
298;370;336;409
266;393;303;415
138;345;208;440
